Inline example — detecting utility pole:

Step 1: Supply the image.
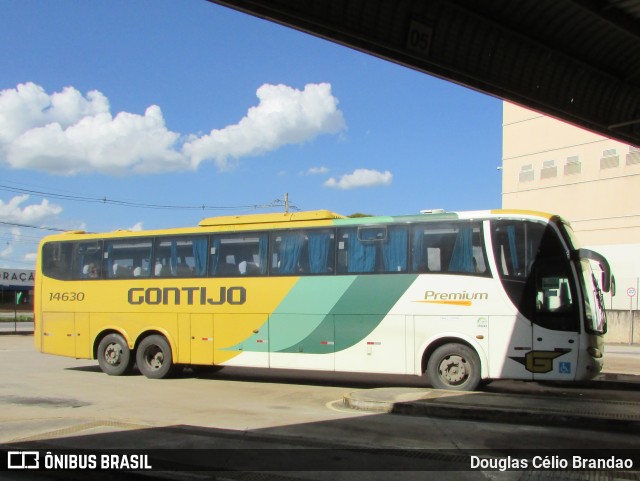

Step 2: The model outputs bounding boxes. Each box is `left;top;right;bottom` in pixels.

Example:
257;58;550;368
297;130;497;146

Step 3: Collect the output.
284;193;289;214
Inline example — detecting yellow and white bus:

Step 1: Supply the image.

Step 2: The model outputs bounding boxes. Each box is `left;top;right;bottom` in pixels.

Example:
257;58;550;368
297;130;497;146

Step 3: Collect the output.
34;209;612;390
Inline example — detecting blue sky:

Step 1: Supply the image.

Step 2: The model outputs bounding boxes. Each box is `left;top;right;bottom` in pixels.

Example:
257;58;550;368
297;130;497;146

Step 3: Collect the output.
0;0;502;269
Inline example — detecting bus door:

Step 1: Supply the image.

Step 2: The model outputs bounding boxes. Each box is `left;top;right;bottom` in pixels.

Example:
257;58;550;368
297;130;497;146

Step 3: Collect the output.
530;260;580;381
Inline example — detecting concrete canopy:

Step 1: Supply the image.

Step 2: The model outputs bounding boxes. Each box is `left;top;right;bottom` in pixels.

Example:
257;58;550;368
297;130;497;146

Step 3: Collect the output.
208;0;640;147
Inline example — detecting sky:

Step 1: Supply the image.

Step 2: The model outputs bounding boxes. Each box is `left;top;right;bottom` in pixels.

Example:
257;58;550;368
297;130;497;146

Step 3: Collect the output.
0;0;502;269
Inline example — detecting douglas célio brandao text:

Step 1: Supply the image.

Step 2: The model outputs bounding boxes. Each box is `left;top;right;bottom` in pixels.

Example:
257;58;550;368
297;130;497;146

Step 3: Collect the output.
470;455;634;471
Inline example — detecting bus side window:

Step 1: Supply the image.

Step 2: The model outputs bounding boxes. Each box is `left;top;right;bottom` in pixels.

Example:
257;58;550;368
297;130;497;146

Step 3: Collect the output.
380;226;408;273
72;241;103;279
336;226;408;274
210;233;267;277
271;229;335;275
42;242;74;280
271;231;307;275
337;228;375;274
103;239;152;279
411;222;486;275
153;236;207;278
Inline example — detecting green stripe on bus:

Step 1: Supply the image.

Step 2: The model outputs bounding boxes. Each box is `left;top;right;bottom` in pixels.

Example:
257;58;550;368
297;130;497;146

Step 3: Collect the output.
268;276;356;352
278;274;418;354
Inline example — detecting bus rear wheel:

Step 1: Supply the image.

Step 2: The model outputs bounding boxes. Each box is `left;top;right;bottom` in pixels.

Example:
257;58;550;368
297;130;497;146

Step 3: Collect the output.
426;343;480;391
136;335;174;379
97;333;132;376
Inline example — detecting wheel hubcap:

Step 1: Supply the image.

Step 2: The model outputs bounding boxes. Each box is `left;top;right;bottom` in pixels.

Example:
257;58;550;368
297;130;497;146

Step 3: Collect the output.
104;343;122;366
439;355;468;385
145;346;164;370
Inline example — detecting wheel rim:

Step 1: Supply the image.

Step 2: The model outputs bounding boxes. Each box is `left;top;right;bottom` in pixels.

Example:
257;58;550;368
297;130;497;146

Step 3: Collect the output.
143;345;164;370
104;342;123;366
437;354;469;386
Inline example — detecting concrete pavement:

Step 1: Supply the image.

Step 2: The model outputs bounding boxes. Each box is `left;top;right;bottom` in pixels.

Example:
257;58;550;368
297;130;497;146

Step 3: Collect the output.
342;380;640;430
342;344;640;430
4;328;640;431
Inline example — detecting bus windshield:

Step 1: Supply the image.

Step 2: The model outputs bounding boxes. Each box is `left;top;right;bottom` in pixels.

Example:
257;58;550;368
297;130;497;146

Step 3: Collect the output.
559;221;610;335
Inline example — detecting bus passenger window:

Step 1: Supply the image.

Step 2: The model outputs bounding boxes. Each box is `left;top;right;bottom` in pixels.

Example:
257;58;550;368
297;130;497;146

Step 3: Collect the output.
103;239;152;279
271;229;335;275
271;231;306;274
411;222;487;275
337;228;375;274
307;230;335;274
153;236;207;277
380;226;408;273
210;233;268;277
336;226;407;274
71;241;103;280
42;242;74;280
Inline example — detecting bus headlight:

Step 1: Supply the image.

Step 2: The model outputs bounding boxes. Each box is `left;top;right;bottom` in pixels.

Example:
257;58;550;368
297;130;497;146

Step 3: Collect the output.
587;347;602;358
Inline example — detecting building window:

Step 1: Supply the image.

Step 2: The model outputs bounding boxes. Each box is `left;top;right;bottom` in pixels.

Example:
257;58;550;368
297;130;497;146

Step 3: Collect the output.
600;148;619;169
519;164;534;182
627;146;640;166
540;160;557;179
564;155;581;175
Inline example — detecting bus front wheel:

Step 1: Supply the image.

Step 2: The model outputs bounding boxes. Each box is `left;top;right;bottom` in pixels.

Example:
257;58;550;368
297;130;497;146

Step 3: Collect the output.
97;333;132;376
136;335;174;379
426;343;481;391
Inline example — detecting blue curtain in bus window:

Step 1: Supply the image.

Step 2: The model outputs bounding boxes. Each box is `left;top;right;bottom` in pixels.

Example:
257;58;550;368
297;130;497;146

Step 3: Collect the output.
448;227;475;273
258;236;268;274
347;229;376;273
210;238;221;275
279;232;305;274
507;225;520;272
192;238;207;276
382;228;407;272
308;231;330;273
411;228;425;271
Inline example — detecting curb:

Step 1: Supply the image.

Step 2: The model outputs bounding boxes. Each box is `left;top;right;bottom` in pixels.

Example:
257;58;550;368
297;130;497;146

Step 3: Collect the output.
343;387;640;432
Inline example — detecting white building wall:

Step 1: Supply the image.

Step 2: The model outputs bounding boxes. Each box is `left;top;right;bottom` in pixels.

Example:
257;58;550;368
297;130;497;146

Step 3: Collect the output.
502;102;640;332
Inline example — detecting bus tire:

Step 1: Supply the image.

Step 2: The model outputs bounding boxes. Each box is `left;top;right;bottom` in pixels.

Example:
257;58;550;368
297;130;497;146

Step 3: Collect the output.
136;335;174;379
97;333;132;376
426;343;481;391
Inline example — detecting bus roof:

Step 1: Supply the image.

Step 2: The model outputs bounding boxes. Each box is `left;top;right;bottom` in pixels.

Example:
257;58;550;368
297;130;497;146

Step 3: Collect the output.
198;210;345;227
43;208;562;242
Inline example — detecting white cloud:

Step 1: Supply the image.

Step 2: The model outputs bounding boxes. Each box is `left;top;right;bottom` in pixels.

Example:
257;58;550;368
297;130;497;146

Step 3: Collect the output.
324;168;392;190
0;243;12;259
302;166;329;176
0;83;109;145
0;195;63;223
128;222;144;231
0;82;346;175
0;228;20;261
183;83;345;170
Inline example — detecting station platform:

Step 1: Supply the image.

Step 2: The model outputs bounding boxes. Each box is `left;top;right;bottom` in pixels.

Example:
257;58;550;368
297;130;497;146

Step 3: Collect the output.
343;370;640;431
